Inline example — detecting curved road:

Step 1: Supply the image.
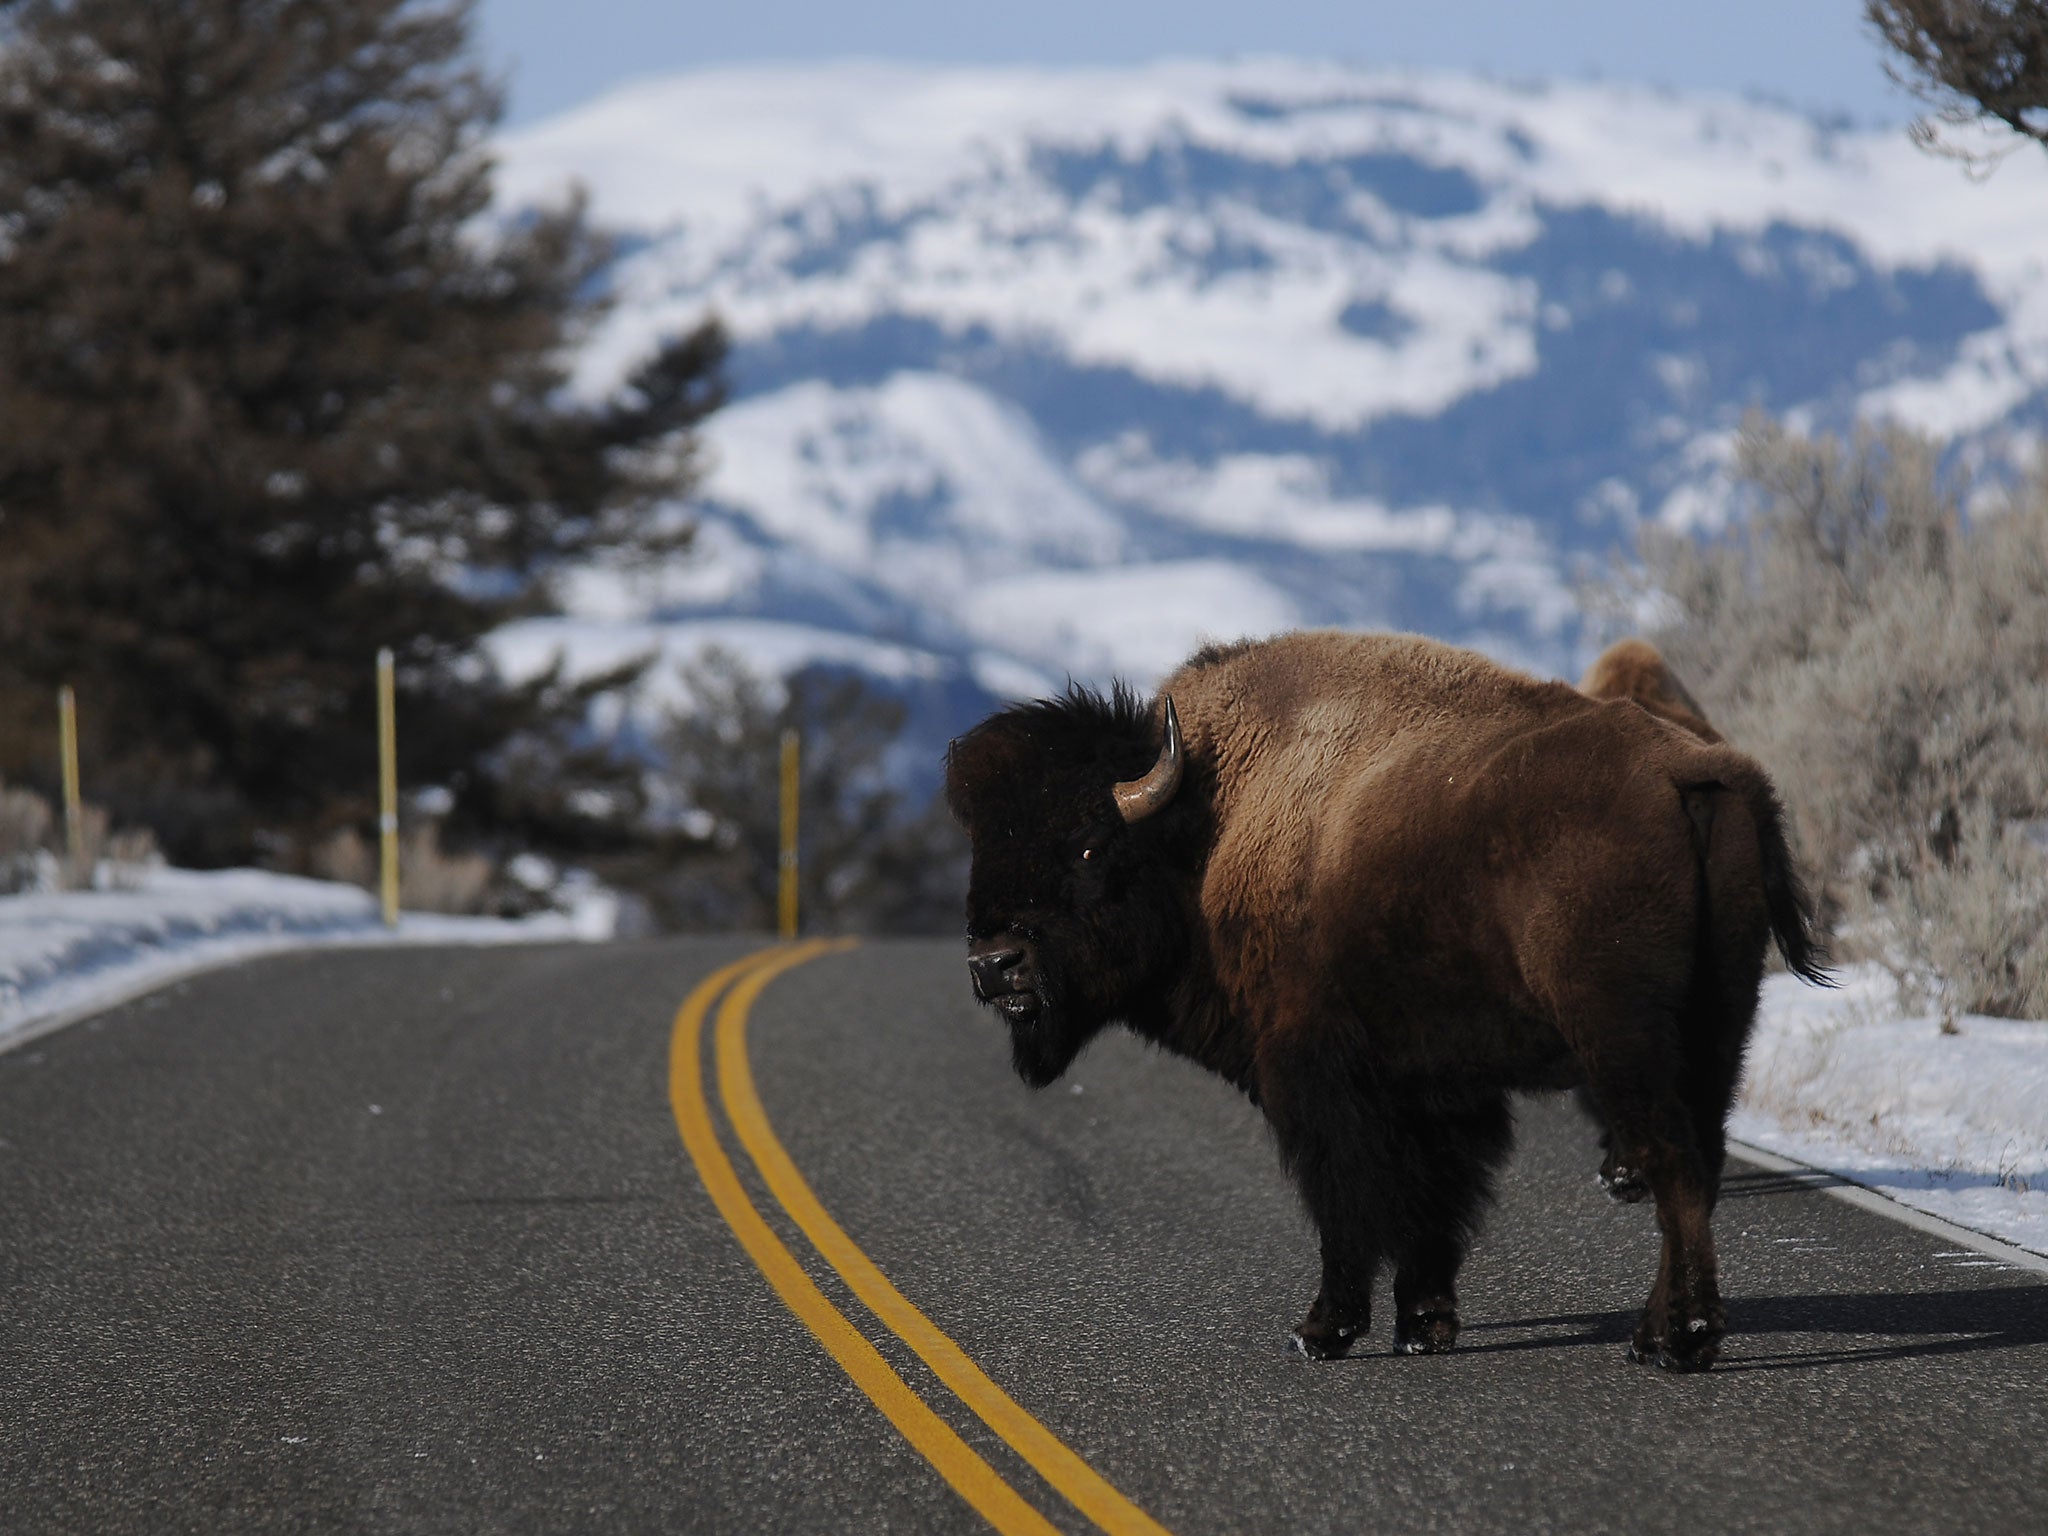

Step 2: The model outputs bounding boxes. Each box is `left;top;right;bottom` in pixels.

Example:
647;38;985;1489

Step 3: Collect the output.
3;938;2045;1534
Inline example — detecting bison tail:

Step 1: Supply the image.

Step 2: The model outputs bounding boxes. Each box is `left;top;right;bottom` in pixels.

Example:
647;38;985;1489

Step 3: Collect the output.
1700;772;1834;987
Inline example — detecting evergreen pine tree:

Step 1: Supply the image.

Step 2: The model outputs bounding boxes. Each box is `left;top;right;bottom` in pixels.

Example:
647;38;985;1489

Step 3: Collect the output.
0;0;724;865
1868;1;2048;162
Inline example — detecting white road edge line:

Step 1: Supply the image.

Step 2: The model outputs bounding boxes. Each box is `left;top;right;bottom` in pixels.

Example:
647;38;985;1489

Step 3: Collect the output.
1729;1138;2048;1277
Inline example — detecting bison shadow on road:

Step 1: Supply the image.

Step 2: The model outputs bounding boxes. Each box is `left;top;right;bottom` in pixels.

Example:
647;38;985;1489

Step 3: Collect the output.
1457;1183;2048;1380
1459;1282;2048;1374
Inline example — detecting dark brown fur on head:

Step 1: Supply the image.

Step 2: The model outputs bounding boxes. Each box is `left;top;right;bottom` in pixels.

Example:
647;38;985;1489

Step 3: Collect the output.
945;685;1207;1087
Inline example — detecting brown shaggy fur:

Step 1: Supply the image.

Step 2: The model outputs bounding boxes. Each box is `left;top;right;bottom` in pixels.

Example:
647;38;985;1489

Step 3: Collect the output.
1574;637;1723;1199
1579;637;1722;743
948;630;1828;1372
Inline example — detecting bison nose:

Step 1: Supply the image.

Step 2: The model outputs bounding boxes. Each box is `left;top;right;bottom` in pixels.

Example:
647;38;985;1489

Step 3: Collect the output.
967;947;1025;999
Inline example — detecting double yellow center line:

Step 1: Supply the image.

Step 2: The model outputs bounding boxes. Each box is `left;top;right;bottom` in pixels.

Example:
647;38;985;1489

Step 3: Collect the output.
668;940;1173;1536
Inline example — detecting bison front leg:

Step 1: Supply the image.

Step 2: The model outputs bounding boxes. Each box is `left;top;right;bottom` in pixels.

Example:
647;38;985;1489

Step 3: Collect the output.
1390;1237;1460;1355
1391;1091;1513;1355
1292;1228;1377;1360
1259;1047;1390;1360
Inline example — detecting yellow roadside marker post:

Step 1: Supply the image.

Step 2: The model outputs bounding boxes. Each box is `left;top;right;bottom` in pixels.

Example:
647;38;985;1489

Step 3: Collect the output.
778;728;800;940
57;685;83;880
377;648;399;928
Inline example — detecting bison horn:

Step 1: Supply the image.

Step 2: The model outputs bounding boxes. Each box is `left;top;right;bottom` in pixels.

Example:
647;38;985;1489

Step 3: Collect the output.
1113;695;1183;824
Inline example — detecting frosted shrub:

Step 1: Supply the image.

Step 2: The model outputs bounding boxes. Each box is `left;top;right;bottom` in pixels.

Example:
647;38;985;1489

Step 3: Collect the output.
312;821;494;915
1607;416;2048;1018
0;779;56;893
310;826;375;890
96;827;161;892
1887;808;2048;1023
0;777;158;893
399;825;493;916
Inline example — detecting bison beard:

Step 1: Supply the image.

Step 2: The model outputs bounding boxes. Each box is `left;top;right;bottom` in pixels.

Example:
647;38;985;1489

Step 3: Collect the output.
982;940;1078;1087
946;631;1830;1373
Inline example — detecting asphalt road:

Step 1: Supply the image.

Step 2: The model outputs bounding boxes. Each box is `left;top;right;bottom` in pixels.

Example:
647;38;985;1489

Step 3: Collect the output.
3;937;2045;1535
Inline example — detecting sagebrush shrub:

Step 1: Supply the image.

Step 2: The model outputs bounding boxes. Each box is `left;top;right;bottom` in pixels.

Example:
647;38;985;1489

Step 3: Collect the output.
0;776;159;893
0;780;55;894
1601;415;2048;1018
311;821;494;916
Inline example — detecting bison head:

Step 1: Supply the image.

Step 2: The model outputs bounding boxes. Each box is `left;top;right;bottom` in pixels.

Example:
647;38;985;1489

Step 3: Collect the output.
944;686;1193;1087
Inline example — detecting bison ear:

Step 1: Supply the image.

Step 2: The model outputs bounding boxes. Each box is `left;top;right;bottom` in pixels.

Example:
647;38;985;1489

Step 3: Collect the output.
1113;695;1183;824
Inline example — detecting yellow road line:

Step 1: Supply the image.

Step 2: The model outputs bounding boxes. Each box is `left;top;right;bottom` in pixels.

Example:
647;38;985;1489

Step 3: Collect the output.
715;945;1176;1536
669;942;1063;1536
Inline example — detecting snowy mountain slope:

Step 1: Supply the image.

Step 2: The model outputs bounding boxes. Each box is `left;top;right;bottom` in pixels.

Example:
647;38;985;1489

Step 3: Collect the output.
489;59;2048;781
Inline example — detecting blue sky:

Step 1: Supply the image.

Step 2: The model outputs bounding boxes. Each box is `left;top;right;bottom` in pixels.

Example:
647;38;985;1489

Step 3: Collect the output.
476;1;1916;129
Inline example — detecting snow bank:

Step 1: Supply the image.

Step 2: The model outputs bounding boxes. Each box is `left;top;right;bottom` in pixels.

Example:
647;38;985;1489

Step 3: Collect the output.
0;867;610;1052
1735;964;2048;1259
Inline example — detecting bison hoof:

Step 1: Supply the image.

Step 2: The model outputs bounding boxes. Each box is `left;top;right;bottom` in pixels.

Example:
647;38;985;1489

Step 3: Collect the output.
1598;1162;1650;1204
1627;1341;1719;1373
1288;1322;1361;1360
1394;1307;1460;1355
1628;1317;1722;1373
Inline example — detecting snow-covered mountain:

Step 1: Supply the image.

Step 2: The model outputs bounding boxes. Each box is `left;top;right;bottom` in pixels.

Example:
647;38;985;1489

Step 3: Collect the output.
489;59;2048;784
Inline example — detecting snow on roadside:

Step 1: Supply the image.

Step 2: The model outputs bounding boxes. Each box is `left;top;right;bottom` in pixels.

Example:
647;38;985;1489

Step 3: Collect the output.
0;867;612;1051
1733;964;2048;1260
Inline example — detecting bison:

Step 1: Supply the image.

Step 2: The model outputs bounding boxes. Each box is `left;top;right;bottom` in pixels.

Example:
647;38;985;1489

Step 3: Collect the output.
945;630;1829;1372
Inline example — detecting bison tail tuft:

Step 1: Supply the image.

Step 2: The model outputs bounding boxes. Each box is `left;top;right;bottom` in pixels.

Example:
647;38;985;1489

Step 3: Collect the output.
1737;776;1835;988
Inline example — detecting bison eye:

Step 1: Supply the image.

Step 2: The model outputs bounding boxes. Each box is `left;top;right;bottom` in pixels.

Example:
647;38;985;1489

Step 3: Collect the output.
1080;846;1096;862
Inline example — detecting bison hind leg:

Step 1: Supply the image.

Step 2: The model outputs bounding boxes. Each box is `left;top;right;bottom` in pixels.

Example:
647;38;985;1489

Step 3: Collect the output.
1578;1033;1727;1372
1598;1142;1651;1205
1575;1084;1652;1204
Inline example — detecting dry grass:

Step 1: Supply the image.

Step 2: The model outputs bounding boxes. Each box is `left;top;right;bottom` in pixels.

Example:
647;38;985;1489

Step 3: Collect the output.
0;776;158;893
311;821;494;916
0;779;55;893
